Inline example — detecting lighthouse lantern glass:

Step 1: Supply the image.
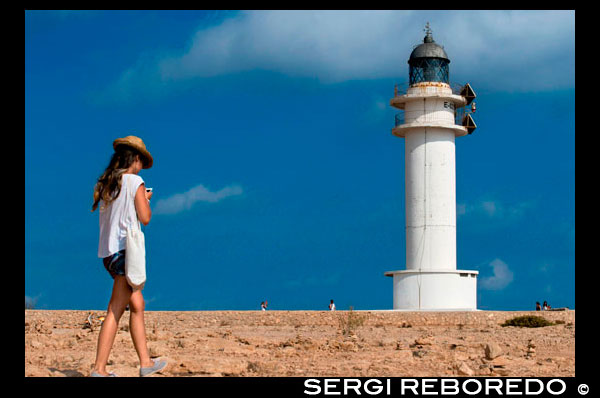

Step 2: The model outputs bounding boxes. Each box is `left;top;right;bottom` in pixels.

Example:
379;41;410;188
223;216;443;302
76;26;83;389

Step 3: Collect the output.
409;58;449;85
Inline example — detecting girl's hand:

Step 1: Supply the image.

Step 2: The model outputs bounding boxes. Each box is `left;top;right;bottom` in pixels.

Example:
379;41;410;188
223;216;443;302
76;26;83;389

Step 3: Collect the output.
135;185;152;225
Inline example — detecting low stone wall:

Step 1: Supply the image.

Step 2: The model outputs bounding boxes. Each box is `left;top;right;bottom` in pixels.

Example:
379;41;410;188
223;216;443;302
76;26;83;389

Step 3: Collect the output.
26;309;574;329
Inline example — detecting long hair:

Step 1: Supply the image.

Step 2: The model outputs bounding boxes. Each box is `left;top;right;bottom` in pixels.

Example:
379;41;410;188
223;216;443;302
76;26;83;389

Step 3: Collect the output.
91;146;141;212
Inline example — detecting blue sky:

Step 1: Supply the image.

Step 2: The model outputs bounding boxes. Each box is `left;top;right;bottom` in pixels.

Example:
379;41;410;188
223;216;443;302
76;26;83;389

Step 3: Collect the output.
25;10;574;311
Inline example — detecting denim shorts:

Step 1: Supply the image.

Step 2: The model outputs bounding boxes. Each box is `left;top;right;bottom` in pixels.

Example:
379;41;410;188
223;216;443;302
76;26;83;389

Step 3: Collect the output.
103;249;126;279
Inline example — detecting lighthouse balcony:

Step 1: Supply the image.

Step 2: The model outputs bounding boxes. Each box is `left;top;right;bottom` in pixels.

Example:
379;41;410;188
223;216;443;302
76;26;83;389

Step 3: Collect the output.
390;91;466;110
394;82;472;97
393;111;469;137
392;82;475;110
394;104;476;136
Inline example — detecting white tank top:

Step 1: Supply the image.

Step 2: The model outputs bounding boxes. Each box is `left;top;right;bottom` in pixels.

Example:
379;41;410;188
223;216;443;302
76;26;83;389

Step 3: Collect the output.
97;174;144;258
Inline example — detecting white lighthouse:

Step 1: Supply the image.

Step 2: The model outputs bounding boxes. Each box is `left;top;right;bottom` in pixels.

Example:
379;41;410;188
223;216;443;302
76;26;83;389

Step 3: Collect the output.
384;24;479;310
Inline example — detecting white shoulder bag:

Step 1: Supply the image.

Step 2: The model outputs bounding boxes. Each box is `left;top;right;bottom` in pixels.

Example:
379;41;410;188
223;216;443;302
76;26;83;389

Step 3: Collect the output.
125;176;146;290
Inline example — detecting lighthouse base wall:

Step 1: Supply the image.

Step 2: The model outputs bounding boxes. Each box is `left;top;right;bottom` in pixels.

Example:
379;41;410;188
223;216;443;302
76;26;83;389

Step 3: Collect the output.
386;270;478;310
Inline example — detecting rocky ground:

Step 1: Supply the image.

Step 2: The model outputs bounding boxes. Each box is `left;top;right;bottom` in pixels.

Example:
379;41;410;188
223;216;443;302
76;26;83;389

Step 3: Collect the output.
25;309;574;377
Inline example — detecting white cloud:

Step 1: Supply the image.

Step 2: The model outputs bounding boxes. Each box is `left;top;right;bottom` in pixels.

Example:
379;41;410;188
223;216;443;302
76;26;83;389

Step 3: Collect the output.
153;183;243;215
480;258;514;290
481;201;497;217
157;10;406;82
25;295;39;309
458;198;535;220
107;10;573;101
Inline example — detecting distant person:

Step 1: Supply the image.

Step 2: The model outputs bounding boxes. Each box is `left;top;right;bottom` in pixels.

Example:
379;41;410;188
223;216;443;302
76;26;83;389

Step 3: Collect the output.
261;301;266;311
536;302;541;311
329;299;336;311
90;136;166;377
543;301;550;311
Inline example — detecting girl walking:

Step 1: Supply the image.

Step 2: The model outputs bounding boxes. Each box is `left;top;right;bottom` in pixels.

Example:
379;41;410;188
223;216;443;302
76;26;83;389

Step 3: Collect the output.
90;135;167;377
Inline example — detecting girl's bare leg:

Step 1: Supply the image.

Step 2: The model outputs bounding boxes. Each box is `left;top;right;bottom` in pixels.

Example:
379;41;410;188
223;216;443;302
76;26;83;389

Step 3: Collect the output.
128;289;154;368
92;276;132;375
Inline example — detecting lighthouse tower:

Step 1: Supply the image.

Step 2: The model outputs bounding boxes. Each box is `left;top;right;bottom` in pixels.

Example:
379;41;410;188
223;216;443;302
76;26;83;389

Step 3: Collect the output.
384;24;478;310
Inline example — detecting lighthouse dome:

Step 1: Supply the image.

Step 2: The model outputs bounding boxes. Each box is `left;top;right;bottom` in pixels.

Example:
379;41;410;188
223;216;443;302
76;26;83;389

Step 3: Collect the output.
409;40;449;61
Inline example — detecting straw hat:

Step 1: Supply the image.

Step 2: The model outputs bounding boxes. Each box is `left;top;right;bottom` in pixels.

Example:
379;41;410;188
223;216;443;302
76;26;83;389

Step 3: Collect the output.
113;135;153;169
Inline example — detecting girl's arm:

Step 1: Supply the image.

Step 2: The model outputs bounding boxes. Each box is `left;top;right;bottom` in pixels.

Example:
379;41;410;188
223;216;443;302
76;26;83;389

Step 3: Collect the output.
134;183;152;225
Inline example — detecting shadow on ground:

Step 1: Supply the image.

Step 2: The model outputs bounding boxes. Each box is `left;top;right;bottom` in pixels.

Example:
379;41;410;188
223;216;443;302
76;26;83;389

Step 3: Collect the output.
48;368;85;377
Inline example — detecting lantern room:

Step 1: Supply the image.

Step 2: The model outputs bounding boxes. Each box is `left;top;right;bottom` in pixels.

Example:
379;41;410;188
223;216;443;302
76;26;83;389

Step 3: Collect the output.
408;23;450;85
